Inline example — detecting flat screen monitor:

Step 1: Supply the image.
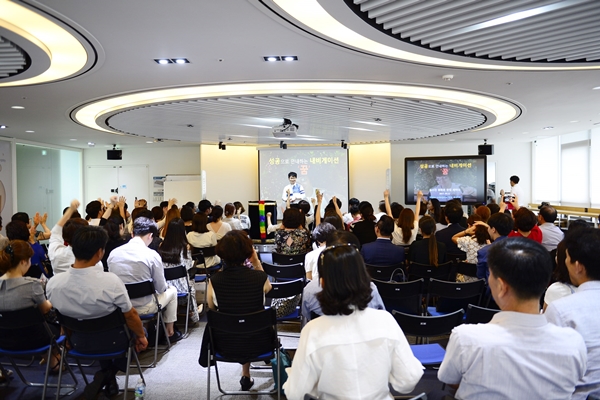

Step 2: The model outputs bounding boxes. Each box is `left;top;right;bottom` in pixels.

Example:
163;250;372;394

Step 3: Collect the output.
405;155;487;205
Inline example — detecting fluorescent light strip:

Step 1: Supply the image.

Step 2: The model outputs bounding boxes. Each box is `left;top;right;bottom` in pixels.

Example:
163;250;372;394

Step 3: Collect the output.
0;0;88;86
272;0;599;71
74;82;519;135
345;127;374;132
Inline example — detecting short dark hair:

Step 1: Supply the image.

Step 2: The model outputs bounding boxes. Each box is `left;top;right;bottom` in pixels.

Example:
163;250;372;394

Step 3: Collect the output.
323;215;343;230
216;230;253;266
564;228;600;280
103;216;125;241
297;200;311;215
185;201;196;210
539;206;557;223
390;202;404;219
180;205;194;222
85;200;102;220
192;213;209;233
510;175;520;184
488;212;514;236
444;200;463;224
316;245;372;316
282;208;304;229
132;207;153;222
488;237;552;300
151;206;164;222
288;171;297;178
326;230;361;250
160;201;168;208
348;198;360;207
133;217;158;237
312;222;336;244
513;208;537;232
376;215;394;236
378;200;386;213
63;218;89;244
567;219;591;233
5;221;29;241
63;207;81;219
11;212;29;225
198;200;212;213
71;226;108;261
487;203;500;215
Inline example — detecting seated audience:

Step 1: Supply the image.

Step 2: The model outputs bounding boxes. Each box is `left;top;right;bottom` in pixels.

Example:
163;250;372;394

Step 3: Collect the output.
452;214;490;282
437;237;587;399
476;213;514;283
538;205;564;251
487;202;501;215
204;230;271;391
349;201;377;246
285;241;423;399
543;241;575;312
47;226;148;399
207;205;231;240
361;215;405;266
427;198;445;231
374;199;387;222
160;206;181;239
180;205;194;233
186;213;220;268
546;228;600;399
408;216;446;265
275;208;310;255
222;203;243;230
233;201;251;230
385;189;421;246
85;200;103;226
344;204;361;230
342;197;360;225
12;211;51;241
304;222;336;280
108;217;181;343
474;205;491;223
151;206;164;223
509;207;543;243
101;216;129;272
435;199;465;255
6;220;48;278
197;199;213;220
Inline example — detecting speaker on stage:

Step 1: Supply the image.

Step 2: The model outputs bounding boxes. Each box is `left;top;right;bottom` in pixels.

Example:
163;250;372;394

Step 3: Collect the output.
248;201;277;240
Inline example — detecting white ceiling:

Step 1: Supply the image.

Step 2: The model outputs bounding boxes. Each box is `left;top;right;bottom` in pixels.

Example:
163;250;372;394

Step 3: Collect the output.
0;0;599;150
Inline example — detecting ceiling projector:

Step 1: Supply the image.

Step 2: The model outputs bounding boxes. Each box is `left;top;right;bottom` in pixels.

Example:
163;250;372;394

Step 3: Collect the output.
272;118;298;138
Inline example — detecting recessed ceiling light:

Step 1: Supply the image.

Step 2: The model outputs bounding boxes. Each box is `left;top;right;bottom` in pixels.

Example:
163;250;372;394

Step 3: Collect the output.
282;56;298;61
570;120;579;123
264;56;280;62
11;106;24;109
593;86;600;90
26;130;34;133
173;58;190;64
0;125;7;129
345;127;374;132
449;139;456;142
146;141;153;143
87;142;95;147
242;124;271;129
543;126;554;130
355;120;386;126
154;58;172;65
69;138;77;141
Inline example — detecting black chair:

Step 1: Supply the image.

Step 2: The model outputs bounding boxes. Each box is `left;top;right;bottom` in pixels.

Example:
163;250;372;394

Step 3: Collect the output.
124;281;170;368
163;265;193;337
455;261;478;279
371;278;424;315
446;252;467;263
191;248;221;317
262;262;305;281
392;309;464;368
465;304;500;324
365;263;407;282
425;278;485;317
407;261;453;283
265;279;305;322
0;307;78;399
271;252;306;266
56;309;145;400
205;308;281;399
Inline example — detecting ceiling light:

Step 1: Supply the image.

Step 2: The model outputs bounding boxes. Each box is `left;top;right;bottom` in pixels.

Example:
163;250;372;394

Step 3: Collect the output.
273;0;600;71
26;130;34;133
264;56;280;62
0;125;6;129
283;56;298;61
146;141;153;143
87;142;95;147
449;139;456;142
543;126;554;130
593;86;600;90
0;0;88;87
345;127;374;132
69;138;77;141
570;120;579;123
154;58;173;64
355;120;386;126
242;124;271;129
11;106;24;109
173;58;190;64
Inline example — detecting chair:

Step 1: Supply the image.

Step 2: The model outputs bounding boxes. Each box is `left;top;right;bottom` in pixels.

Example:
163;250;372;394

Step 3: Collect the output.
446;252;467;263
163;265;193;337
262;262;306;281
56;309;145;400
365;263;407;282
271;252;306;266
191;248;221;317
465;304;500;324
455;261;477;279
371;279;424;315
205;308;281;400
124;281;170;368
425;278;485;317
407;261;453;283
0;307;78;399
392;309;464;367
265;279;305;322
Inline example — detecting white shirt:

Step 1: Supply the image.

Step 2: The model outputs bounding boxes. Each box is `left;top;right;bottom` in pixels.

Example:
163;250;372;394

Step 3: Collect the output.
282;183;305;202
207;221;231;240
283;308;424;400
391;220;418;246
544;281;576;306
304;245;325;279
438;311;587;400
235;214;251;230
107;236;168;309
546;281;600;399
510;183;524;203
48;224;102;274
539;222;564;251
222;216;243;230
186;231;220;268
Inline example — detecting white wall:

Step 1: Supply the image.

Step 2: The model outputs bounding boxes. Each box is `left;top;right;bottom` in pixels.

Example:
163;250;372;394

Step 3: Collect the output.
83;146;201;208
349;143;391;207
390;141;532;206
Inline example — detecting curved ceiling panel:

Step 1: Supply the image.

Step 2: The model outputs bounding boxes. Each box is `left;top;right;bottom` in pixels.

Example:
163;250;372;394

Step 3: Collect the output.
0;35;28;79
72;81;521;145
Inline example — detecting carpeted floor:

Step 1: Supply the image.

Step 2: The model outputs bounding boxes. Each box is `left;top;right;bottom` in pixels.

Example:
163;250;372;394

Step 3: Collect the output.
0;314;454;400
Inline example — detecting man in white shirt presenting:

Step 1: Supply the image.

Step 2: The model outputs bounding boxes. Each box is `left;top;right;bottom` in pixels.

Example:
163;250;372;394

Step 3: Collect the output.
438;237;587;400
281;171;305;203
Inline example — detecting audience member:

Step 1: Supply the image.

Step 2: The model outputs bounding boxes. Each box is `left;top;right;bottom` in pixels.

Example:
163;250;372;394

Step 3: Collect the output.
198;199;213;220
101;216;128;272
160;206;181;239
435;199;465;255
386;190;421;246
538;205;564;251
285;243;423;399
233;201;251;230
85;200;103;226
207;205;231;240
487;202;501;215
437;237;586;399
304;222;336;281
546;228;600;399
342;197;360;225
275;208;310;255
349;201;377;246
543;241;575;312
180;205;194;233
474;205;491;223
186;213;220;268
361;215;405;266
509;207;542;243
452;214;490;265
427;198;444;231
222;203;243;230
475;212;514;283
374;199;387;222
408;216;446;266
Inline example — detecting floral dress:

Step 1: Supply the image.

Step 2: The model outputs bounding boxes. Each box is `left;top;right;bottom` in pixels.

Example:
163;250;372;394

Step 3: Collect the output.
163;250;199;323
275;229;311;255
456;236;487;283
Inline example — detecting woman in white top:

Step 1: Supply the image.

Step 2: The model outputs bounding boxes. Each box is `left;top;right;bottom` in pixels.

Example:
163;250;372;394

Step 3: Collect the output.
186;213;220;268
233;201;251;230
384;189;422;246
207;206;231;240
283;244;424;399
222;203;243;230
543;241;576;312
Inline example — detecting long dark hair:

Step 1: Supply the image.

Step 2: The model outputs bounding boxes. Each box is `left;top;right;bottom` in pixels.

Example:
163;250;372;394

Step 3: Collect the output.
419;216;439;266
158;218;188;264
429;198;442;223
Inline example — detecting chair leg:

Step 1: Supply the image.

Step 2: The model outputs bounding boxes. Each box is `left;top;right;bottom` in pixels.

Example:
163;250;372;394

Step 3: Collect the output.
206;348;211;400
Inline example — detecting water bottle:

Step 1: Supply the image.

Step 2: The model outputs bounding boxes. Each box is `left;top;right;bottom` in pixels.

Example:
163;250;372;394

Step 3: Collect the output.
134;378;145;399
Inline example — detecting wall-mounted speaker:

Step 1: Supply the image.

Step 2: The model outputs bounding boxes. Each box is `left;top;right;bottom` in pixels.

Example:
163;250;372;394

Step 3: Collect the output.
107;149;122;160
478;144;494;155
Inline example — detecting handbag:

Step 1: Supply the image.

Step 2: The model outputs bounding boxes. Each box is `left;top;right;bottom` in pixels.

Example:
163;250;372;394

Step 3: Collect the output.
271;347;292;394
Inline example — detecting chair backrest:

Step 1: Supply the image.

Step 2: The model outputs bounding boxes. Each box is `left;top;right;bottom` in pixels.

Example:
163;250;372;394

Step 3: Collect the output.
408;261;453;281
446;252;467;263
125;280;156;300
465;304;500;324
392;309;464;337
56;308;126;333
265;279;305;300
0;306;46;329
164;265;187;281
365;263;406;282
371;278;424;315
455;261;477;277
271;252;306;266
262;262;305;280
427;278;485;313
